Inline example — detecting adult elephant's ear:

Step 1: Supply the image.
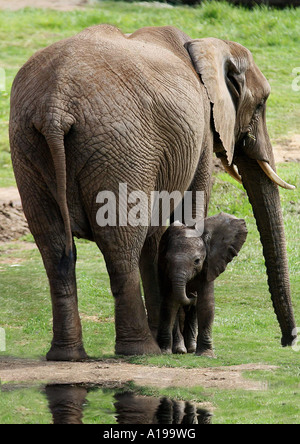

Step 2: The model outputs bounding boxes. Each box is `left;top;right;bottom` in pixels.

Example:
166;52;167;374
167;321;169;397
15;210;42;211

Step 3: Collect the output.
202;213;248;282
185;38;244;166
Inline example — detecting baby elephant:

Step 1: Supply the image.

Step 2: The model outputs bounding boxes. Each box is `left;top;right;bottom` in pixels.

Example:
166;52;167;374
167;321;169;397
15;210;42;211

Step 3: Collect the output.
157;212;247;356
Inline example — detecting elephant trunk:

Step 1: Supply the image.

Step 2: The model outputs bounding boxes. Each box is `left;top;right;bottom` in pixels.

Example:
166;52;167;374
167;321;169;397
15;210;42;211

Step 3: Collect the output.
157;273;192;353
236;154;296;346
171;275;195;306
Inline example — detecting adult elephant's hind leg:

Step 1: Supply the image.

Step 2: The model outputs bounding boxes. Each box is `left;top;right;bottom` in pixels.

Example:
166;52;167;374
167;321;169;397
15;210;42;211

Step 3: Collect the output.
44;241;87;362
112;267;161;356
97;227;161;356
14;159;87;361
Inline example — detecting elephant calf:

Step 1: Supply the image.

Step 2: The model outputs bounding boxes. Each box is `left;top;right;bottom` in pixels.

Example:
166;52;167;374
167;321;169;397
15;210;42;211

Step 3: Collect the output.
157;213;248;356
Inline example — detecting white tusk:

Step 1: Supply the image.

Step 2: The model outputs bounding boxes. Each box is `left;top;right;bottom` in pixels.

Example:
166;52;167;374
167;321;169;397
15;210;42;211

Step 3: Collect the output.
220;158;243;185
257;160;296;191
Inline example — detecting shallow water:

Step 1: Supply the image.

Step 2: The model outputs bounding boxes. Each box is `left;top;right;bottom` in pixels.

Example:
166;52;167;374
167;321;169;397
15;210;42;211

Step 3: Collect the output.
0;383;212;424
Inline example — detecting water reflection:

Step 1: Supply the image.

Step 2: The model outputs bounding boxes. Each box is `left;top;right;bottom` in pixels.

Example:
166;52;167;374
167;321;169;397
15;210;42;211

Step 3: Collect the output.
45;385;87;425
115;392;211;424
45;384;212;425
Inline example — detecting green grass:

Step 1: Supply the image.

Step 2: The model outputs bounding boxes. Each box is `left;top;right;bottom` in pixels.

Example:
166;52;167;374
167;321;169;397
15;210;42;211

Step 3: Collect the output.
0;385;52;424
0;1;299;185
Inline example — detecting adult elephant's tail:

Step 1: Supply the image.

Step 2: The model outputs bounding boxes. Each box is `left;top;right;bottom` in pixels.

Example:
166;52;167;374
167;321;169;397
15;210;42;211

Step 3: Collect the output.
44;131;73;257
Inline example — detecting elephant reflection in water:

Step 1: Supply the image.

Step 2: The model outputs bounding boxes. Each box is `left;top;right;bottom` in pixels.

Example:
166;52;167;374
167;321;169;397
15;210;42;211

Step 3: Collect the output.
115;392;212;425
45;385;212;425
45;384;87;425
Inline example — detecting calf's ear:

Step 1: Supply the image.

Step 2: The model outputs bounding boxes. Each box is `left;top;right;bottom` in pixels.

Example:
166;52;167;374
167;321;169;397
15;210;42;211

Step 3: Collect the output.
203;213;248;282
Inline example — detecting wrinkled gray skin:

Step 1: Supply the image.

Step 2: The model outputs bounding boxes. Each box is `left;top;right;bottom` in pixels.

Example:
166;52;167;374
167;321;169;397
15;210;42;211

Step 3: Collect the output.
157;213;248;356
9;25;296;360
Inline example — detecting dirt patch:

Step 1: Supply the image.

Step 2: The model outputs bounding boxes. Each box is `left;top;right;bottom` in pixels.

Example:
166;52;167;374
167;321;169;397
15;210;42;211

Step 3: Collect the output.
273;135;300;163
213;135;300;173
0;0;89;11
0;188;29;242
0;203;29;243
0;357;276;391
0;187;21;205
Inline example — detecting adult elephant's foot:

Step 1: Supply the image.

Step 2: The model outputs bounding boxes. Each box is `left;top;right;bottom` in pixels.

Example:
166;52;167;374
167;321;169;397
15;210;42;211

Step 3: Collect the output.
195;348;216;358
115;336;161;356
196;331;215;357
110;266;162;356
46;342;88;361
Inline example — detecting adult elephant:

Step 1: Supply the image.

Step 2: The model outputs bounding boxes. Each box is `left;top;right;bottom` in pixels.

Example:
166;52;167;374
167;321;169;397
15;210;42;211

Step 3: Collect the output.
9;25;296;360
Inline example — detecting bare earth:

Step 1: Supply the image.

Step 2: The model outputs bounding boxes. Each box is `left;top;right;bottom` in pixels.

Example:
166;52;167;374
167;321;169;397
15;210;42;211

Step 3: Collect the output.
0;0;88;11
0;188;28;243
0;357;276;390
273;135;300;163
